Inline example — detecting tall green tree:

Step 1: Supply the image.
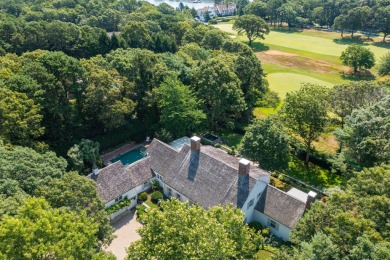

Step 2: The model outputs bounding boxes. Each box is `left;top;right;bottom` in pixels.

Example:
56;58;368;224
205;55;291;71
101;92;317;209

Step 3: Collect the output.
378;52;390;76
233;14;269;46
37;172;113;245
329;82;388;128
282;84;329;165
373;5;390;42
192;59;246;130
78;139;100;169
127;199;262;259
0;88;44;147
334;96;390;170
244;1;268;18
340;45;375;74
240;116;290;171
0;198;100;259
155;77;206;138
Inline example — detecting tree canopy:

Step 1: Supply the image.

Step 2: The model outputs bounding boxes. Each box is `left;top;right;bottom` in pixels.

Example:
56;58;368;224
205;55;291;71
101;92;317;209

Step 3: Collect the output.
127;199;263;259
340;45;375;74
233;14;269;46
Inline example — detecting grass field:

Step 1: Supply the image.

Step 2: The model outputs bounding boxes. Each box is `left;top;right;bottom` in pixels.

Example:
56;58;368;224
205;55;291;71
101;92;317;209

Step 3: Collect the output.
214;24;390;101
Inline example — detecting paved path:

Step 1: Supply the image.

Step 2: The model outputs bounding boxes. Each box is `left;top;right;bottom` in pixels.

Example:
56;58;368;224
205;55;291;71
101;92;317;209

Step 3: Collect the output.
105;210;142;260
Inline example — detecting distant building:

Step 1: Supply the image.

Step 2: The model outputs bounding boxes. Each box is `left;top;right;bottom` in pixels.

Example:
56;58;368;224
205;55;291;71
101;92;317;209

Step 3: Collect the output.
89;136;316;241
197;4;237;22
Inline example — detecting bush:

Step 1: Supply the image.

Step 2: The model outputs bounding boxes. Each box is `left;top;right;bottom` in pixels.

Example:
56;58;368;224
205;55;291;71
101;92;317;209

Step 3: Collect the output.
151;180;160;191
262;228;270;237
136;204;147;221
248;221;263;231
151;191;163;203
138;192;147;202
105;198;132;214
209;19;218;24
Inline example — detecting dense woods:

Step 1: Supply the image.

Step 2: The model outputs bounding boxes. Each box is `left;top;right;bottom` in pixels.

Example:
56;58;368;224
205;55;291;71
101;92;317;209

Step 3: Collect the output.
0;0;389;258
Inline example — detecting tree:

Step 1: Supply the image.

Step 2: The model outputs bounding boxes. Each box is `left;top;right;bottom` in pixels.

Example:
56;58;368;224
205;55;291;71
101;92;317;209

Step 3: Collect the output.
201;30;225;50
0;198;100;259
373;6;390;42
121;22;153;49
334;96;390;169
79;139;100;169
282;84;329;165
37;172;113;245
155;77;206;138
289;165;389;257
240;116;290;171
204;10;211;22
192;59;246;130
127;199;262;259
344;6;372;38
244;1;268;18
233;14;269;46
340;45;375;74
0;144;67;195
297;232;340;259
0;88;44;146
329;82;388;128
378;52;390;76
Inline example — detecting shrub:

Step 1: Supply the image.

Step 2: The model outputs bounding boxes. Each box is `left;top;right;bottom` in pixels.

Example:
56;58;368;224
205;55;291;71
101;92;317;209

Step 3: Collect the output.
151;180;160;191
136;204;147;221
138;192;147;202
105;198;132;214
151;191;163;203
262;228;270;237
248;221;263;231
209;19;218;24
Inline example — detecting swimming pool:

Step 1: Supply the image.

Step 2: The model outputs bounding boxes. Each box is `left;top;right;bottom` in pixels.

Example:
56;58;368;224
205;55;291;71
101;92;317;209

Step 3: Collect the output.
110;146;147;166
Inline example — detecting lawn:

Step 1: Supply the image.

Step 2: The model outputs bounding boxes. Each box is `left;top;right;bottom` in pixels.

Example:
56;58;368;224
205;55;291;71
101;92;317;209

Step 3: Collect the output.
257;250;275;260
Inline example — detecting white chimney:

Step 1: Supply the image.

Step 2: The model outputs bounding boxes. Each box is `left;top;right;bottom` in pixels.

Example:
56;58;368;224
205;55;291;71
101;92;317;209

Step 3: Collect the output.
306;191;317;210
92;165;99;176
191;136;201;152
239;158;250;175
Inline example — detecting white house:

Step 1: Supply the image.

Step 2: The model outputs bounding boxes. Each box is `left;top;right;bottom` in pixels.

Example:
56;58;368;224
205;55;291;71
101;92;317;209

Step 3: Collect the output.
89;136;315;241
197;4;237;22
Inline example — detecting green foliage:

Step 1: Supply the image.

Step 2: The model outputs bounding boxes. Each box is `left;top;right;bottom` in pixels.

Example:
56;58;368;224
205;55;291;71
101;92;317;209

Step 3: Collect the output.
378;52;390;76
151;191;163;203
105;198;132;215
151;180;160;191
248;221;263;231
233;14;269;45
290;165;390;257
240;116;290;171
155;77;206;139
0;198;100;259
0;88;44;147
138;192;148;202
282;84;329;165
37;172;113;245
79;139;100;166
201;30;225;50
340;45;375;73
334;96;390;170
127;199;263;259
0;145;67;195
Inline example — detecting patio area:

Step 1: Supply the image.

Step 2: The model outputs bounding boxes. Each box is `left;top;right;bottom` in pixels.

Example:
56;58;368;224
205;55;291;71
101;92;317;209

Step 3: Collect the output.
105;209;142;260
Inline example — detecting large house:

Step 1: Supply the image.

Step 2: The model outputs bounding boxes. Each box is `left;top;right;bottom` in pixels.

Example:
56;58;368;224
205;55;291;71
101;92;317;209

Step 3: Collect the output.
197;4;237;22
89;136;315;241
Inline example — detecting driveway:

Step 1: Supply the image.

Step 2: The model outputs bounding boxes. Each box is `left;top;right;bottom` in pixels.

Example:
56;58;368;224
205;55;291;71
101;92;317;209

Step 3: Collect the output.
105;209;142;260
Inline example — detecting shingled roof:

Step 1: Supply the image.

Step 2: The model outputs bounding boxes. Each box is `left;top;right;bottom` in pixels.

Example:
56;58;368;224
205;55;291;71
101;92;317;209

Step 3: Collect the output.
150;141;269;209
89;157;154;203
255;185;306;228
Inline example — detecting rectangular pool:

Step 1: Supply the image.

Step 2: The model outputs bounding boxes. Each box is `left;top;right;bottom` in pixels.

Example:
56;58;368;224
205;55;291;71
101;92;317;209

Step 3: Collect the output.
110;146;147;166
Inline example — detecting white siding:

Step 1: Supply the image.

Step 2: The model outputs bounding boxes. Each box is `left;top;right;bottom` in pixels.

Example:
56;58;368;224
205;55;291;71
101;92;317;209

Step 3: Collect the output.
241;180;268;223
252;210;291;241
104;178;156;209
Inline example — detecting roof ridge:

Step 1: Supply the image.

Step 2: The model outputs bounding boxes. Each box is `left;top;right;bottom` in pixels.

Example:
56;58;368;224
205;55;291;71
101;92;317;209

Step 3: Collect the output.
152;138;179;153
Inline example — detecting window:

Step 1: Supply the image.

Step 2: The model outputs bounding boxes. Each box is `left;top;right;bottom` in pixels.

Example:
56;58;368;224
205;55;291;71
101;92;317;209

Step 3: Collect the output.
268;219;279;230
257;192;262;199
176;193;181;200
168;188;172;196
247;198;254;209
115;195;123;202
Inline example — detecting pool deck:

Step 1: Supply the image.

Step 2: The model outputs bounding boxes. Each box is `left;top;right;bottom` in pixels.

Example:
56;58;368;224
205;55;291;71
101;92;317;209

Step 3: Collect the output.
102;142;148;166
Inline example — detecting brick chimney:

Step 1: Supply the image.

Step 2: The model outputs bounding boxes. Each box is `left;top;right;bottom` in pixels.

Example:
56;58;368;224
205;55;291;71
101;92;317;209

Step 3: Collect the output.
191;136;201;152
239;158;250;175
306;191;317;210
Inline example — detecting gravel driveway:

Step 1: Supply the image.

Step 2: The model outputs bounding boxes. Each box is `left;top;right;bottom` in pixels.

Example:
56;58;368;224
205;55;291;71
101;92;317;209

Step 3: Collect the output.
105;209;142;260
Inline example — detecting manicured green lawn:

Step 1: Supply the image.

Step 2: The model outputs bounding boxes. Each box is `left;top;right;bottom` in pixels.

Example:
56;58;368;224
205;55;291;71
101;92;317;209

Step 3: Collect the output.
266;72;333;99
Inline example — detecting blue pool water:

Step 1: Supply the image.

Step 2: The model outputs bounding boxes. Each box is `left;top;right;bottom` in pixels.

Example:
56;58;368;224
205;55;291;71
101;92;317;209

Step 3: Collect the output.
110;146;147;166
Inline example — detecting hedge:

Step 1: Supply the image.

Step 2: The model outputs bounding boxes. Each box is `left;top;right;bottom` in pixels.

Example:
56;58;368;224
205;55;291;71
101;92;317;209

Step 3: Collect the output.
151;191;163;203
